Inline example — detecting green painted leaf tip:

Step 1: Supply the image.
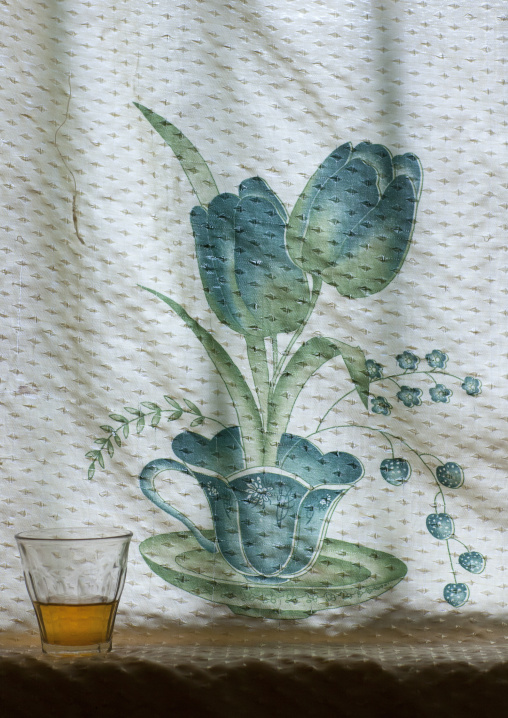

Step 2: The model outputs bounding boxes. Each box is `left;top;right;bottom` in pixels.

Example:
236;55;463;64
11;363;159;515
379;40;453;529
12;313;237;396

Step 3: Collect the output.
134;102;219;207
139;285;265;467
337;341;370;409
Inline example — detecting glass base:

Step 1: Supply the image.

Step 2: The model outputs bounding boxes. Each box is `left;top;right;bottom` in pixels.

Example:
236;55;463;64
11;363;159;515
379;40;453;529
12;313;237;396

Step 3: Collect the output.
41;640;112;656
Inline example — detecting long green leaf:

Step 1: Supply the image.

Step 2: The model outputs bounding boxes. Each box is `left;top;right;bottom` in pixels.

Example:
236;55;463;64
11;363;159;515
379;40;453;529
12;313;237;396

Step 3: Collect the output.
140;286;264;466
338;343;370;409
246;335;270;433
266;337;369;465
134;103;219;208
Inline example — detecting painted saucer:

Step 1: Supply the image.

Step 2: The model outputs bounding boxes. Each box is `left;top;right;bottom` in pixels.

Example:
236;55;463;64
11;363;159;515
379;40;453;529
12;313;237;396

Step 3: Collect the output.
140;530;407;619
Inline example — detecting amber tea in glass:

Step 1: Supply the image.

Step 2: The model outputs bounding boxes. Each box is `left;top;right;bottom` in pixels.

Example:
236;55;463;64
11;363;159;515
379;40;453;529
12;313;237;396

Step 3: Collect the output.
16;527;132;655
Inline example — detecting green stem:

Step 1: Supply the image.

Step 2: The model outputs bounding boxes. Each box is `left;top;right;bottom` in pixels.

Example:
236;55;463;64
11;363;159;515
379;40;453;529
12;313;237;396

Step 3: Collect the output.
425;372;439;386
272;275;322;386
316;389;356;432
451;537;470;552
88;407;237;477
446;540;458;582
376;370;463;384
386;377;402;389
246;335;270;455
419;453;444;464
433;490;447;513
380;431;395;459
267;337;368;466
271;336;279;382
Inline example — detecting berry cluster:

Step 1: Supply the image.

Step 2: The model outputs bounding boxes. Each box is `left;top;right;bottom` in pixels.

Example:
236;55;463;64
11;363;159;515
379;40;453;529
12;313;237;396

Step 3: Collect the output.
300;347;484;607
379;441;485;607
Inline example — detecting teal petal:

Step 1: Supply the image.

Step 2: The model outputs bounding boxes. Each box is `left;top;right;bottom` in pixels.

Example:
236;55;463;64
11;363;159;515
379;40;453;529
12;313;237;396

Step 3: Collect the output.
277;434;325;485
321;175;417;297
282;487;347;576
199;474;257;575
232;470;307;576
277;434;364;487
352;142;394;196
192;193;258;335
172;426;245;477
234;193;310;335
393;152;423;199
286;142;352;268
301;157;380;275
193;181;311;337
239;177;288;222
287;142;422;299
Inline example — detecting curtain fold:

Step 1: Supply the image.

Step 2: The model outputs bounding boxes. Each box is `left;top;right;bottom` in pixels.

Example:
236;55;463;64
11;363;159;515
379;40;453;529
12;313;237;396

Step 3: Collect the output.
2;0;506;640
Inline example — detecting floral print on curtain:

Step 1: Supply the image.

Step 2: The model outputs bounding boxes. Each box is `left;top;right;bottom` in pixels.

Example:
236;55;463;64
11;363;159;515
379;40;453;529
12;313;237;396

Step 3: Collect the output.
87;106;484;618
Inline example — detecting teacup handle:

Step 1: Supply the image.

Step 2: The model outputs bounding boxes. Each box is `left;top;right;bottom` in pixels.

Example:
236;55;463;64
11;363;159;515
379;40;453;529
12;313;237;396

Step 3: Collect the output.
139;458;217;554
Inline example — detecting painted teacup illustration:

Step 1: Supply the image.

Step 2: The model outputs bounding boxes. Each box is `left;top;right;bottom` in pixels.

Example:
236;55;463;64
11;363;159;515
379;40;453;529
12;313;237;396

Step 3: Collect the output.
88;105;485;616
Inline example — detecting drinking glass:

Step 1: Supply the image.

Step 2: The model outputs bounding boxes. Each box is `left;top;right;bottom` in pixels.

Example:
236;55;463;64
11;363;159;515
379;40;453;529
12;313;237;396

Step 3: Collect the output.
16;527;132;655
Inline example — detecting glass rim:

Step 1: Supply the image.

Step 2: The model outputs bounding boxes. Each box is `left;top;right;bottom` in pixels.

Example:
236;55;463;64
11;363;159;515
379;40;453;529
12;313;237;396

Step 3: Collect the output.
15;526;133;542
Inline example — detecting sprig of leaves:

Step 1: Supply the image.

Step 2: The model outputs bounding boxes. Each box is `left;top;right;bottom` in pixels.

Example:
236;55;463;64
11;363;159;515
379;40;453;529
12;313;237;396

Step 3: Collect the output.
86;396;206;479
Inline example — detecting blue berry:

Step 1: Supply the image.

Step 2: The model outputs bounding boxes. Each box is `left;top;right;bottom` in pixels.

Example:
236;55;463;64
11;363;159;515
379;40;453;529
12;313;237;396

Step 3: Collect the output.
436;462;464;489
380;458;411;486
458;551;485;574
443;583;469;607
426;513;454;539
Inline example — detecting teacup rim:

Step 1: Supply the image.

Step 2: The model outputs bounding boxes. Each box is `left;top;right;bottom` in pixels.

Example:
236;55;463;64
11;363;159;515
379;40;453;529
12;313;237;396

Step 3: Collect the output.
226;466;312;489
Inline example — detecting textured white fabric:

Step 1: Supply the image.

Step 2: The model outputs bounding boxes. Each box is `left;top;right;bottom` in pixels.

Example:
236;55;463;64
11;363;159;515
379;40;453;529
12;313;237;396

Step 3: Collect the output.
1;0;507;640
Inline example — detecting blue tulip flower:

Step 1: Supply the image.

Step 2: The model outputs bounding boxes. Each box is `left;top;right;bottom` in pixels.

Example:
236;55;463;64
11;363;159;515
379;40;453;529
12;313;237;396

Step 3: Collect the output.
286;141;422;298
190;177;311;337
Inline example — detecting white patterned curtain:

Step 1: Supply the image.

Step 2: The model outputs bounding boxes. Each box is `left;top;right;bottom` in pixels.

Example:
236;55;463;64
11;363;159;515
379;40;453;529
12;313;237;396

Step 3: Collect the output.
2;0;506;642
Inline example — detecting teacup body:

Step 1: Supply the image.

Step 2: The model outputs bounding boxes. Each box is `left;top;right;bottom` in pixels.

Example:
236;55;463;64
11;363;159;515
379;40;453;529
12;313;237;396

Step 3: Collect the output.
198;467;349;582
140;427;364;584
